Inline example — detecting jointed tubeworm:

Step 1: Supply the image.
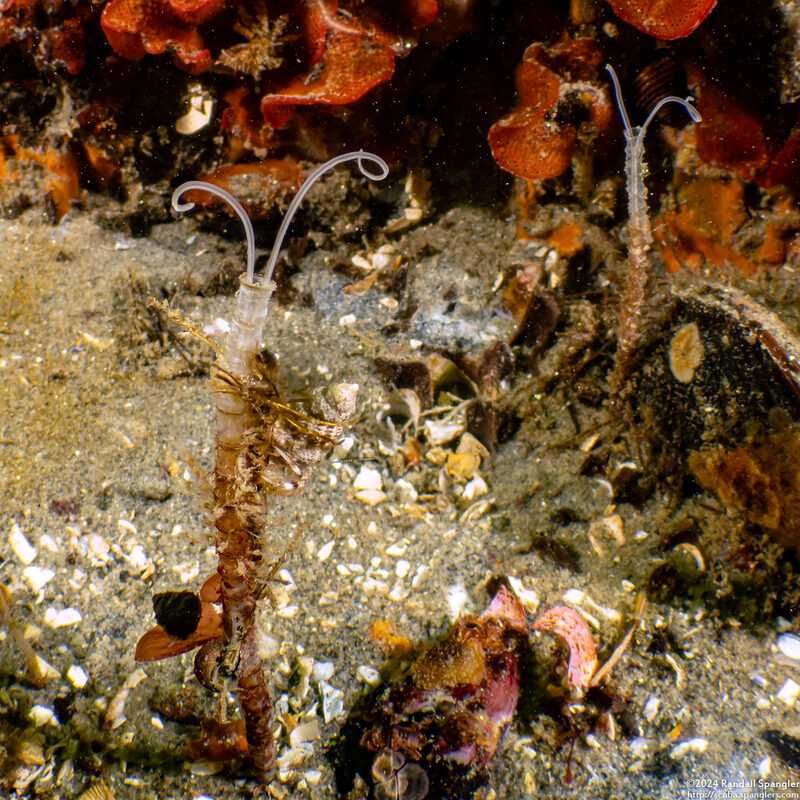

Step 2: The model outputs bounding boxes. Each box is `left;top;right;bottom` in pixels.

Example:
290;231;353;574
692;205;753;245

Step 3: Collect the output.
135;151;388;781
605;64;700;391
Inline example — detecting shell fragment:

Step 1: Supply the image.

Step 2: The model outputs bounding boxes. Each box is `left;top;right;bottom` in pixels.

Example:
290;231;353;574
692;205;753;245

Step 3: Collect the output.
10;524;37;564
44;608;82;628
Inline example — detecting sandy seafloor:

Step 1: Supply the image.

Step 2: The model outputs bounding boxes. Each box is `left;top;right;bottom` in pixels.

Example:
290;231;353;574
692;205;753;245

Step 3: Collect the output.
2;200;800;800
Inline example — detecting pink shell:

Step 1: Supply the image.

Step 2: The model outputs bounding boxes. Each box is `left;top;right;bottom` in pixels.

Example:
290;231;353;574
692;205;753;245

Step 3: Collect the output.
481;584;527;631
533;605;597;690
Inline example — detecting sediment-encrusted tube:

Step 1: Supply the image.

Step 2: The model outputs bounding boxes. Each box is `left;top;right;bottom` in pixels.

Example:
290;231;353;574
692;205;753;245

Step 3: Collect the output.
170;151;388;783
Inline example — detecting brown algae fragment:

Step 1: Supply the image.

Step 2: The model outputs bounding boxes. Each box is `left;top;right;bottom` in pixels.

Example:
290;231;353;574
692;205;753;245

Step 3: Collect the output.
689;420;800;549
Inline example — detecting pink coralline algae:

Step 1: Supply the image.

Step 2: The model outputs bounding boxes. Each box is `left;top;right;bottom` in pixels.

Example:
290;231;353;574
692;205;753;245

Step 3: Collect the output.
533;605;598;691
330;585;529;799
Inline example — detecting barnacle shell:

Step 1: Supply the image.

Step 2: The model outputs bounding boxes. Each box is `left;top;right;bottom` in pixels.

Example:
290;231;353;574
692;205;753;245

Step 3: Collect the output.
330;586;528;799
135;601;222;662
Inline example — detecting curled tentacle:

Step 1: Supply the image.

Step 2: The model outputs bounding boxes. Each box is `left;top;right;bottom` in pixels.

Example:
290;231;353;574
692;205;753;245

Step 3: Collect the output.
606;64;701;231
606;64;634;134
262;150;389;289
171;152;389;378
642;93;701;130
171;181;257;283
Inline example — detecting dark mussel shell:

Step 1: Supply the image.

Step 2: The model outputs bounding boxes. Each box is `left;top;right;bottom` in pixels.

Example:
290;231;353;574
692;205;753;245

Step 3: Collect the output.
628;284;800;548
629;284;800;469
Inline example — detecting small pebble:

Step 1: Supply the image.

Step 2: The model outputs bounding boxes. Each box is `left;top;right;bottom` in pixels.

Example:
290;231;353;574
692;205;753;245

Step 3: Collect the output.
172;561;199;582
362;578;389;593
385;540;408;557
278;743;314;774
354;488;386;505
356;665;381;687
446;584;468;621
289;719;319;748
507;576;538;611
278;569;295;587
389;581;408;602
14;737;45;766
394;478;418;502
777;679;800;706
36;657;60;680
354;466;382;491
23;566;55;591
186;762;223;776
628;737;649;757
643;696;660;722
304;770;322;786
317;541;335;561
29;704;57;727
66;665;89;689
462;475;488;501
671;738;708;758
44;608;82;628
563;588;584;604
25;624;42;641
128;545;147;569
424;420;463;446
88;534;110;560
777;633;800;661
117;519;137;535
320;682;345;722
312;662;335;683
751;672;768;688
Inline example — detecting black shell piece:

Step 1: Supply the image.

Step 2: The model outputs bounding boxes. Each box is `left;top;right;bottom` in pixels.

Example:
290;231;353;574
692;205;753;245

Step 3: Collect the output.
152;590;202;639
763;729;800;768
